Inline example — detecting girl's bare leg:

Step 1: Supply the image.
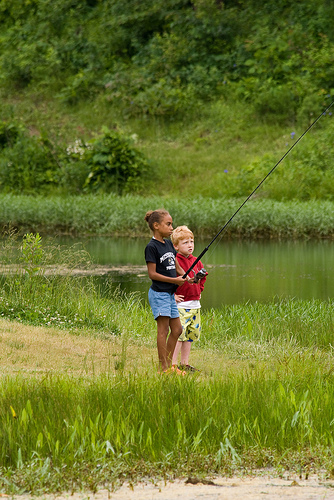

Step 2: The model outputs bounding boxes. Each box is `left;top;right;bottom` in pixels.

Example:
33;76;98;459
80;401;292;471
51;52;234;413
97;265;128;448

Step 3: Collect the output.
157;316;182;371
156;316;170;371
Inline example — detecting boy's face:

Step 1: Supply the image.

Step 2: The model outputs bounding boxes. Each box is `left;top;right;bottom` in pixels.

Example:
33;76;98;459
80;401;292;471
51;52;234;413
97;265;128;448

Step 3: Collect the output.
174;237;194;257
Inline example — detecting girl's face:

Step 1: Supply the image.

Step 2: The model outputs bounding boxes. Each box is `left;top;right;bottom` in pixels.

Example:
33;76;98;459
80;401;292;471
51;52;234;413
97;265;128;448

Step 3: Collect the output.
154;213;173;239
174;237;194;257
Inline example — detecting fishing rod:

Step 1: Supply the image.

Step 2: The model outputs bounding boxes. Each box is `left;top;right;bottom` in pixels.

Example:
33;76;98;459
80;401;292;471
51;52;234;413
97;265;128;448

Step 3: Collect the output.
183;100;334;278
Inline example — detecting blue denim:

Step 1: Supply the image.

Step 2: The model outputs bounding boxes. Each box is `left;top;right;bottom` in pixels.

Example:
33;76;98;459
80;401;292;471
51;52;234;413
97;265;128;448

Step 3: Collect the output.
148;288;179;320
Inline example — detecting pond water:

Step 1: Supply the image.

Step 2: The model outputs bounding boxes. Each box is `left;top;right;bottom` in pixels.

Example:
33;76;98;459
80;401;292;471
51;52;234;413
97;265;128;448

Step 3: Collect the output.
57;237;334;309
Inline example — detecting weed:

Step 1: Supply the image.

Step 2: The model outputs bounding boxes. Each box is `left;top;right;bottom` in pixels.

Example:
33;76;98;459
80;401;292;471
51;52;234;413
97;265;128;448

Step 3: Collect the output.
1;194;334;239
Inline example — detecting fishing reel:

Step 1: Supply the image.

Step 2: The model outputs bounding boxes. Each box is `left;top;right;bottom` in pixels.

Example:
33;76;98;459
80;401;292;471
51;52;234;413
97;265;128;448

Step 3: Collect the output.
193;268;208;283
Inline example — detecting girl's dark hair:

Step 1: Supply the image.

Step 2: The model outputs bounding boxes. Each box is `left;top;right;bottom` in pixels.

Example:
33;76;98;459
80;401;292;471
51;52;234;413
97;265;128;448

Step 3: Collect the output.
144;209;169;231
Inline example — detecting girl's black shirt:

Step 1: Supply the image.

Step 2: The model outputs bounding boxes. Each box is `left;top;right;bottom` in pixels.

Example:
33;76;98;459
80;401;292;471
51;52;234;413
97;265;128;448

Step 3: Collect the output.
145;238;177;293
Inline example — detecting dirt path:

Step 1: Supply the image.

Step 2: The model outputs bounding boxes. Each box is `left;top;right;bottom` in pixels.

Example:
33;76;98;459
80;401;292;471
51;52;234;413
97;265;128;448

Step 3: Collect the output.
107;477;334;500
86;475;334;499
14;474;334;500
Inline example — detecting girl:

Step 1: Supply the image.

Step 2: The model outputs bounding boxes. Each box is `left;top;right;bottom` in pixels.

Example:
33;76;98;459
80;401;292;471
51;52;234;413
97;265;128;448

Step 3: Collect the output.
144;209;188;373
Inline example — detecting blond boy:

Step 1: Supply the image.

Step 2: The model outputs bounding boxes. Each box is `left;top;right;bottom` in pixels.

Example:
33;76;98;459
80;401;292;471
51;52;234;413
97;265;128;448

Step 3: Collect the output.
171;226;207;372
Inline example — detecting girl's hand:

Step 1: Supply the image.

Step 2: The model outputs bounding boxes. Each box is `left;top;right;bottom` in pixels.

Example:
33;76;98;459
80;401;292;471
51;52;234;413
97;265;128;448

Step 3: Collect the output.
175;294;184;303
175;276;187;286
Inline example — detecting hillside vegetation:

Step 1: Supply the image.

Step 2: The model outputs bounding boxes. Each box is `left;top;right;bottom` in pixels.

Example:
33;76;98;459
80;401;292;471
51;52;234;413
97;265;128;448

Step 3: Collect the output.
0;0;334;200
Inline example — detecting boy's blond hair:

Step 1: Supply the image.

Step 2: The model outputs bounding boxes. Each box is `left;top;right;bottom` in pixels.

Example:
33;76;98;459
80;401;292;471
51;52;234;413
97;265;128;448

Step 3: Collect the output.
171;225;194;246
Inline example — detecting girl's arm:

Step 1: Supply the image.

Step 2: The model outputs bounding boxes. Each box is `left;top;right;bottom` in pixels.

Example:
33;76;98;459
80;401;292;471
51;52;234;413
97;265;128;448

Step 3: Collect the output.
146;262;186;286
175;260;194;283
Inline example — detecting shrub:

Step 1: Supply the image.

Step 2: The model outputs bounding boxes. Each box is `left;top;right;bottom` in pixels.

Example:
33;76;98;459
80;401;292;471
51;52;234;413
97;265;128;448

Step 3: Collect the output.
57;70;104;105
83;127;151;194
0;121;24;150
60;139;91;194
0;123;152;195
0;132;61;194
127;79;196;117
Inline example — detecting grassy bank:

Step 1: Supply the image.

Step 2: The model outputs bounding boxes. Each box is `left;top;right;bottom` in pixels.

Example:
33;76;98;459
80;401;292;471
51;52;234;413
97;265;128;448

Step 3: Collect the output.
1;194;334;239
1;232;334;494
2;366;334;494
1;311;334;495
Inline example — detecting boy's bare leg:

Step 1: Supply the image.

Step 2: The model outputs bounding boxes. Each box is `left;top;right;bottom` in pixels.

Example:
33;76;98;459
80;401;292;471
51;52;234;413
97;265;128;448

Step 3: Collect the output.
172;340;182;365
180;341;192;365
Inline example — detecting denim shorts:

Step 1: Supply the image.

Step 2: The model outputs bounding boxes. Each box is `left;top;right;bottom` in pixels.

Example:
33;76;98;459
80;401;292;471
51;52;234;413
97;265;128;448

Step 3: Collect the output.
148;288;179;320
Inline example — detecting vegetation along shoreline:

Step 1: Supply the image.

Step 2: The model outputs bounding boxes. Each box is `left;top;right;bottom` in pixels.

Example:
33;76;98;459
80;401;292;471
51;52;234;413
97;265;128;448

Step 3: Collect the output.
1;194;334;239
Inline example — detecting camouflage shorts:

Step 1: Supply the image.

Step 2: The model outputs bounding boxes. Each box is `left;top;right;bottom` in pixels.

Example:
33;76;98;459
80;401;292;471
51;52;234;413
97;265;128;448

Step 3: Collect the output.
178;308;201;342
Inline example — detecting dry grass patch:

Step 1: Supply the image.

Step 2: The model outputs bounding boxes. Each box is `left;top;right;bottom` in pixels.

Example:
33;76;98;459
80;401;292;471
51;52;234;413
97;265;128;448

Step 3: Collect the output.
0;318;248;379
0;318;156;376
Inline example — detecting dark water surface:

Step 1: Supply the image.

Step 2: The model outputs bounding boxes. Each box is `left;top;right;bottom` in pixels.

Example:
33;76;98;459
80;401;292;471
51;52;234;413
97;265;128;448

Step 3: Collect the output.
58;237;334;309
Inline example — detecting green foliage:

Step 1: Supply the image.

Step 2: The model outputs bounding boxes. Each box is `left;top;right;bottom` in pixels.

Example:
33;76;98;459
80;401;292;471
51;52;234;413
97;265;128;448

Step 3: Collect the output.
0;232;121;332
2;346;334;491
58;70;103;105
1;3;334;199
1;0;334;119
105;75;197;117
233;21;334;120
20;233;43;278
61;139;92;194
0;121;22;149
236;119;334;200
1;194;334;238
0;123;151;195
83;128;151;194
130;79;195;117
0;127;60;194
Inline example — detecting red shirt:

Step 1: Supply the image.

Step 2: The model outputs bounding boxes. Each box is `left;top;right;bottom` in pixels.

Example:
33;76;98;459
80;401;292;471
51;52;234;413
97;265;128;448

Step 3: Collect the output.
176;253;207;301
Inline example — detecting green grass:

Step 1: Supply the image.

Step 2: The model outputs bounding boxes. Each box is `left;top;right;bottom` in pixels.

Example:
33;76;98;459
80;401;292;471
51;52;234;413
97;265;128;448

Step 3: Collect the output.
201;299;334;351
1;363;334;494
2;90;333;201
1;194;334;238
1;233;334;494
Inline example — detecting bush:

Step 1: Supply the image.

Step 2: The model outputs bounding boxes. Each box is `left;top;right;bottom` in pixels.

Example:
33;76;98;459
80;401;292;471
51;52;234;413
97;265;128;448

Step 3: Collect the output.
0;121;23;150
127;79;196;117
57;70;104;105
0;132;61;194
60;139;91;194
1;0;334;121
0;123;152;195
83;127;151;193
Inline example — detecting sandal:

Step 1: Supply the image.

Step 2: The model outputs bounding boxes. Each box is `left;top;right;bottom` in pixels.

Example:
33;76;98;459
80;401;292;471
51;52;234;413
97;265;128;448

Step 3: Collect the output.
179;364;201;373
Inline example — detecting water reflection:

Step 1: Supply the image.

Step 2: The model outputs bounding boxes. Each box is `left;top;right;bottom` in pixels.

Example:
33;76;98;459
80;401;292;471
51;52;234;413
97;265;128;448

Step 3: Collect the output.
57;237;334;309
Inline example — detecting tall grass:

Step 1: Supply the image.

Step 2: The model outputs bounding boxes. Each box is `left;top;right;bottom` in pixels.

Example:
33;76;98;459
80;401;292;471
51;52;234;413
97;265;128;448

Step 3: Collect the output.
1;369;334;493
0;232;146;335
1;194;334;238
2;233;334;493
202;299;334;351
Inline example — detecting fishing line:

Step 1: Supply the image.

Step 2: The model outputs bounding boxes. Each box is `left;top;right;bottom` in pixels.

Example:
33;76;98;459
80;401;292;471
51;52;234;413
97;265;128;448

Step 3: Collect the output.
183;99;334;278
